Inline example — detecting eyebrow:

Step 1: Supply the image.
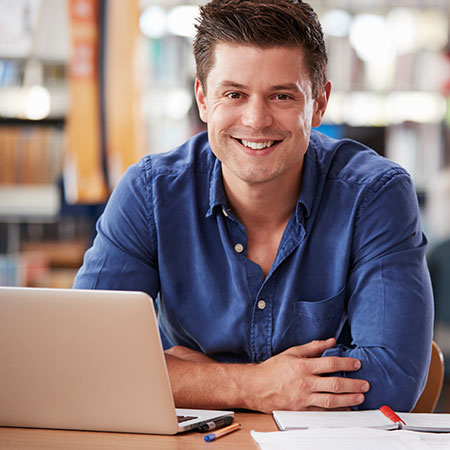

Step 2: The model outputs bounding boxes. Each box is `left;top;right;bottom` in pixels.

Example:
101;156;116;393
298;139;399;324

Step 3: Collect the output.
271;83;300;92
218;81;247;89
218;81;300;92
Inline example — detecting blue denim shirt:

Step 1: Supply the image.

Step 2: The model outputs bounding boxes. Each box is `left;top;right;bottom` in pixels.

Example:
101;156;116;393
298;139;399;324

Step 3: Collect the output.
74;130;433;411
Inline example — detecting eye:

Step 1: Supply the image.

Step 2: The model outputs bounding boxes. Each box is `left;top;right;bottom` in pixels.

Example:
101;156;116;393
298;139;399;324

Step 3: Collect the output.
275;93;291;101
226;92;242;100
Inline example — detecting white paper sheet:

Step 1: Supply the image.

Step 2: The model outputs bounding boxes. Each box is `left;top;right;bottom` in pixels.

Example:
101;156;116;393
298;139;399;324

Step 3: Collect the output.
250;427;447;450
400;430;450;449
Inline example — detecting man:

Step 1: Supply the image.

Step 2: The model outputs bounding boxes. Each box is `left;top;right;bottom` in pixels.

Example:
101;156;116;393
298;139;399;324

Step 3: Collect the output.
74;0;433;413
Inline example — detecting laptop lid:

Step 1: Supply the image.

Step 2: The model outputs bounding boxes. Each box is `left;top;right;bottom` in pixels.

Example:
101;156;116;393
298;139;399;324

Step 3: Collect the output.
0;287;233;434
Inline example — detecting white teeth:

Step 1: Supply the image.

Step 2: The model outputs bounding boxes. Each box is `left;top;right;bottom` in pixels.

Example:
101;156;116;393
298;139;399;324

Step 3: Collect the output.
241;139;274;150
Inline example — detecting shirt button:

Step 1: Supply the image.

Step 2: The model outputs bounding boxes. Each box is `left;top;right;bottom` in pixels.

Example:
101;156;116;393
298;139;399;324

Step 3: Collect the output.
234;243;244;253
257;300;266;310
222;208;229;217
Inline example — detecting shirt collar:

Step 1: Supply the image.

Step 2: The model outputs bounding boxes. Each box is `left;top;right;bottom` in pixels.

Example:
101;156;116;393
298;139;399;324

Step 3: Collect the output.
206;156;228;218
296;140;318;223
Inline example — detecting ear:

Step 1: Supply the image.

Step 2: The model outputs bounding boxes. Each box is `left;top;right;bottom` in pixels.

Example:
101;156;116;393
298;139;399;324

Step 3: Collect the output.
311;81;331;128
194;78;208;123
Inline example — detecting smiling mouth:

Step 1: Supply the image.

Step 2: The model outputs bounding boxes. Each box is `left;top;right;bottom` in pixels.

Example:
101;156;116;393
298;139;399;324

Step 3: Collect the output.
238;139;281;150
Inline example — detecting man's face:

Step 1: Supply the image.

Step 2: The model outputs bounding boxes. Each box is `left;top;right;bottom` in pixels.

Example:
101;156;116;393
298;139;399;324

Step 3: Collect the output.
195;43;330;188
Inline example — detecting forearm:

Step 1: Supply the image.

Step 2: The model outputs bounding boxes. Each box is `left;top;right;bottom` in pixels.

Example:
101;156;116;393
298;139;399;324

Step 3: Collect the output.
165;340;368;413
165;352;258;410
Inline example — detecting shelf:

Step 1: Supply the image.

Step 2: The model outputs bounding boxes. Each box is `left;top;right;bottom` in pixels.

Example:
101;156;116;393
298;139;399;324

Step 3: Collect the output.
0;185;60;221
0;117;65;127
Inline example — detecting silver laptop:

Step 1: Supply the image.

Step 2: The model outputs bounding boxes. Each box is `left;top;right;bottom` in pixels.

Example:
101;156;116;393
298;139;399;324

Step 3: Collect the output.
0;286;234;434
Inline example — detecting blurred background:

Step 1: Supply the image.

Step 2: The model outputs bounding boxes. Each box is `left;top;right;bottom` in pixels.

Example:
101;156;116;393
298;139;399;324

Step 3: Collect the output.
0;0;449;408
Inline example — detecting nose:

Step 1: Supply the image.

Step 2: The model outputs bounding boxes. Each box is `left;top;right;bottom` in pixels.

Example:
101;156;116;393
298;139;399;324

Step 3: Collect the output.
240;96;274;129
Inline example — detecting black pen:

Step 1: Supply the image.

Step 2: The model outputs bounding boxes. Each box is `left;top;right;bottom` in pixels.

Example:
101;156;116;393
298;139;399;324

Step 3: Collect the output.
196;415;234;432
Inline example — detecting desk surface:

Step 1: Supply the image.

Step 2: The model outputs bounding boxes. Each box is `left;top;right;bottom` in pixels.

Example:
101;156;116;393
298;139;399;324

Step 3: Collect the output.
0;412;277;450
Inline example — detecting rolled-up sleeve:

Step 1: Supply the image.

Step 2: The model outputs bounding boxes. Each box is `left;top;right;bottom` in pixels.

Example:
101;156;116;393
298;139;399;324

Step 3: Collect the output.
73;158;160;299
323;172;434;411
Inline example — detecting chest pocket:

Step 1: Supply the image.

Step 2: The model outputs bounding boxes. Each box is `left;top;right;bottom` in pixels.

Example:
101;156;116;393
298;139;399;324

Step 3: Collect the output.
291;287;346;344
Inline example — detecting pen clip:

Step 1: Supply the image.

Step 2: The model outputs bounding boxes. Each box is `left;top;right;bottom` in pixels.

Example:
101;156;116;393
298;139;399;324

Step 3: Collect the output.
380;405;406;426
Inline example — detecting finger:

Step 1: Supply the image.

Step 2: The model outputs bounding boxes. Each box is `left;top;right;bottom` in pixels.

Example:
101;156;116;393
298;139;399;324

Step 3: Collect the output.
314;376;370;394
309;392;365;410
285;338;337;358
308;356;362;375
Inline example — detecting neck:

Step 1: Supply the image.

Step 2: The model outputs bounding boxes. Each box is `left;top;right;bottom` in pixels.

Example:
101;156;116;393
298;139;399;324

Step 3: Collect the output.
222;164;302;229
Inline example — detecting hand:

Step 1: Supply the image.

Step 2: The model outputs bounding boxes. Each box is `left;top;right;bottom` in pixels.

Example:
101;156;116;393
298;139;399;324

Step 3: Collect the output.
249;338;370;413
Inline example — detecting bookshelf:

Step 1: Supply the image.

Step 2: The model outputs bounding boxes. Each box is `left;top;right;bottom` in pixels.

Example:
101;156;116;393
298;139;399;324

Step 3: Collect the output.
0;0;68;231
0;115;67;282
0;0;141;287
0;10;74;283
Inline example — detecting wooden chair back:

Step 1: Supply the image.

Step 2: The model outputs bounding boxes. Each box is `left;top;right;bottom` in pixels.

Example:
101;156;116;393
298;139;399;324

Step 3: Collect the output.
412;340;444;413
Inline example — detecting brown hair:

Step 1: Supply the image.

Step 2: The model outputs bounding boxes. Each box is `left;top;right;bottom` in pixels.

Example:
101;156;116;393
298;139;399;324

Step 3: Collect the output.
193;0;328;98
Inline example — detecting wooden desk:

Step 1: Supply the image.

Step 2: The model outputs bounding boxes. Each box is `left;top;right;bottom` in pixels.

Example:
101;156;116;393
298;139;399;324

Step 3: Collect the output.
0;412;277;450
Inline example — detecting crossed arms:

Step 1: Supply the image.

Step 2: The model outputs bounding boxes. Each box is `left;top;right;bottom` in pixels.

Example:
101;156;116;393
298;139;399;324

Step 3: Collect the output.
166;338;369;413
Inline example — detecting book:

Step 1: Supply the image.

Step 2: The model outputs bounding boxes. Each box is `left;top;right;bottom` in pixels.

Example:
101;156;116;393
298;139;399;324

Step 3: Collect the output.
273;405;450;433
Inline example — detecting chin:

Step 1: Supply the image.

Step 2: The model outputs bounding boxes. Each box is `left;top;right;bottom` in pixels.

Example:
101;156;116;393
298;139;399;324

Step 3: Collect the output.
234;170;279;185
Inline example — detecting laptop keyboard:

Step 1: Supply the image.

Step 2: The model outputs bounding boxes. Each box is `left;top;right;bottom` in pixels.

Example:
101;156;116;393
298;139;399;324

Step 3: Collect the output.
177;415;198;423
